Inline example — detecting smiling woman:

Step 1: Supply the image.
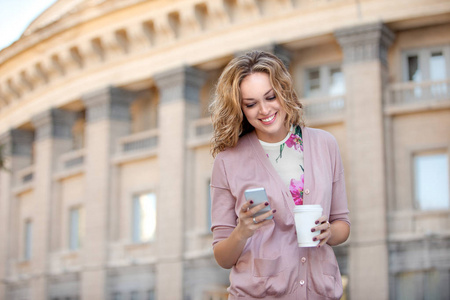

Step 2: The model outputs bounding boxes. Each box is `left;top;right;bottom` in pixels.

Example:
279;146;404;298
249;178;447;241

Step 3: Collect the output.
209;51;351;299
240;72;288;143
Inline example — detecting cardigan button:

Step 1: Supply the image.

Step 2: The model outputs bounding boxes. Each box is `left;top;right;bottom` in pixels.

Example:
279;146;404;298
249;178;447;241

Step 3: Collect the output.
300;280;305;286
301;257;306;263
305;189;310;195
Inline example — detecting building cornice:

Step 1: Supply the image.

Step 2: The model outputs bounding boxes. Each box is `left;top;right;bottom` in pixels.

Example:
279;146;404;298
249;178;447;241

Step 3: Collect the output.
1;0;450;134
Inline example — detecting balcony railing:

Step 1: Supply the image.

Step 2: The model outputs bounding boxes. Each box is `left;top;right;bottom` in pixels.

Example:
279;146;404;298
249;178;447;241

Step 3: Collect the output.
386;79;450;114
301;95;345;125
16;165;34;185
116;128;159;156
188;117;213;148
59;149;85;171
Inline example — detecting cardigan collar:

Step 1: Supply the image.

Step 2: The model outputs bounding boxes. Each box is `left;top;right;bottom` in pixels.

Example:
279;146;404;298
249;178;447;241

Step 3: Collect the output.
245;126;312;210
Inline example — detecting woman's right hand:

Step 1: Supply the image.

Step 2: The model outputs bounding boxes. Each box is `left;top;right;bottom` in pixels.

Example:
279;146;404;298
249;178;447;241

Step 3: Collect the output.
235;200;276;240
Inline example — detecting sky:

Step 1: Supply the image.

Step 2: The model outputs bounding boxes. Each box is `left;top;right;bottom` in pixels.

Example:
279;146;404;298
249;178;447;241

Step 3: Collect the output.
0;0;58;51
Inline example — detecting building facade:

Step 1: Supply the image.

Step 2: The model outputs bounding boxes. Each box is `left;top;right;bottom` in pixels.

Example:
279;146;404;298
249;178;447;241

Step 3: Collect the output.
0;0;449;299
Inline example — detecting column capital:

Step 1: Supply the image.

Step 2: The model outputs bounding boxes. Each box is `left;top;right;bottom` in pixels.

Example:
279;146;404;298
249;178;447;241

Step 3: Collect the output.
0;129;34;156
82;86;136;123
153;66;207;104
334;22;395;66
32;108;77;141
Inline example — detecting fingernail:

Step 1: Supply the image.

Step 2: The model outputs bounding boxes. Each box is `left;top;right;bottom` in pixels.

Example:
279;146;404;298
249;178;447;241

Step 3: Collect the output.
264;202;269;206
272;209;277;213
313;237;317;241
315;220;319;224
317;244;321;248
249;200;254;204
311;228;315;232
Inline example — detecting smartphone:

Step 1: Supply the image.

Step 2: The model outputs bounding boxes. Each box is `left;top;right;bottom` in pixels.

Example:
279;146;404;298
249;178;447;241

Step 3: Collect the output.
244;187;273;219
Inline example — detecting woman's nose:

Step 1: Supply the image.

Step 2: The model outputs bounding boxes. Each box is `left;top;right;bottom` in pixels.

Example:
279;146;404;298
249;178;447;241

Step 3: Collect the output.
259;102;269;115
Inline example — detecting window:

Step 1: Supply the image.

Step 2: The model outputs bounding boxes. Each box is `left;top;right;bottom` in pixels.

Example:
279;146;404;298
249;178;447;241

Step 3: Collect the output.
403;46;450;98
72;111;86;150
112;292;121;300
147;290;155;300
407;54;421;82
395;270;449;300
132;192;157;243
413;152;449;210
24;220;32;260
305;65;345;97
130;91;158;133
69;207;83;250
130;291;139;300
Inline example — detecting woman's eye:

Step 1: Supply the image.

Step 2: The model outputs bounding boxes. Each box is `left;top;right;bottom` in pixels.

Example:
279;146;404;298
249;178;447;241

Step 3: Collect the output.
245;103;255;108
267;96;276;100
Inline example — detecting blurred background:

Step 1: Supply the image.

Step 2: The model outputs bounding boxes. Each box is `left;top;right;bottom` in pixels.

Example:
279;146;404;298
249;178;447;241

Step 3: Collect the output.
0;0;449;299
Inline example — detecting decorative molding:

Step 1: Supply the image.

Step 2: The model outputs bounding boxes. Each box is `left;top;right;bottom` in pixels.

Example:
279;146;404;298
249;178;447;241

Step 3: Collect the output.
0;0;300;111
334;22;395;66
82;86;136;123
32;109;77;141
153;66;207;104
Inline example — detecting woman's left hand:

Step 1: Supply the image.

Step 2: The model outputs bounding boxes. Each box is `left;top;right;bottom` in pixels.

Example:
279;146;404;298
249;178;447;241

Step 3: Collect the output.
311;215;331;248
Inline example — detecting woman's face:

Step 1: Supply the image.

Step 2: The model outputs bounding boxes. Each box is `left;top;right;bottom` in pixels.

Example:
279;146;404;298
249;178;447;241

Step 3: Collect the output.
240;72;289;143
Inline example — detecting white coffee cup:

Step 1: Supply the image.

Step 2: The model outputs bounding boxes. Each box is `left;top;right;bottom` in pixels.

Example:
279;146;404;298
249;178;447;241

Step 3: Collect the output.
293;205;323;247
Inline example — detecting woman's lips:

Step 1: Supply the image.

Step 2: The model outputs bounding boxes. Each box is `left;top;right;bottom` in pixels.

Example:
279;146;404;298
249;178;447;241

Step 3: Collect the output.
260;112;277;125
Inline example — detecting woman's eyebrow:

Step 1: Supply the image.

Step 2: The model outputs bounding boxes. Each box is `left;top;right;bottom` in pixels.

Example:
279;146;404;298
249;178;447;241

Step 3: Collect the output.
264;88;273;96
242;89;273;101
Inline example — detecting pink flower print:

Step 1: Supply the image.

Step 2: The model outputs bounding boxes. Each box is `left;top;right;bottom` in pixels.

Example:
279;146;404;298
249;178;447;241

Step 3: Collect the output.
285;134;303;151
289;175;304;205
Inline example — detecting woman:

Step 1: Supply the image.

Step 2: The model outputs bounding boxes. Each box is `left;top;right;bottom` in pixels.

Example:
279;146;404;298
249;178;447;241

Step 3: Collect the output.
209;50;350;299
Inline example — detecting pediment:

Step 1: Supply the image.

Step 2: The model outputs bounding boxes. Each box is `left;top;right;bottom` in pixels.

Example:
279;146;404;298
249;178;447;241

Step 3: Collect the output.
23;0;99;36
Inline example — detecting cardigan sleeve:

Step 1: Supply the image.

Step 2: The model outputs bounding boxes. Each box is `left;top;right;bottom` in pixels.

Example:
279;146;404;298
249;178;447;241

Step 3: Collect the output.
210;155;238;247
329;136;351;226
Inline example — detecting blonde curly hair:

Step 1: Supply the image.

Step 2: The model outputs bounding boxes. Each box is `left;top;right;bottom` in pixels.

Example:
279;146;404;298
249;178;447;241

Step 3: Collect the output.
209;50;304;157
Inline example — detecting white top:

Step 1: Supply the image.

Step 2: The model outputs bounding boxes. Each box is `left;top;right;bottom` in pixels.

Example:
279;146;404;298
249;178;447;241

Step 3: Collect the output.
259;126;305;205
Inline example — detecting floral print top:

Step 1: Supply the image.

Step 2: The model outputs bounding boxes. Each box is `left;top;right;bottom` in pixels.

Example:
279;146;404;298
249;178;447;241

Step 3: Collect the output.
259;126;304;205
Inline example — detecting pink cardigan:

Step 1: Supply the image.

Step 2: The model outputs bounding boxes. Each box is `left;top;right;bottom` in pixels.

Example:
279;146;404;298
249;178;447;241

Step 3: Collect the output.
210;127;350;299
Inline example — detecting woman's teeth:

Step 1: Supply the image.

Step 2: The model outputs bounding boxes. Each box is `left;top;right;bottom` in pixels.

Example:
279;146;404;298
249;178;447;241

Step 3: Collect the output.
262;114;275;122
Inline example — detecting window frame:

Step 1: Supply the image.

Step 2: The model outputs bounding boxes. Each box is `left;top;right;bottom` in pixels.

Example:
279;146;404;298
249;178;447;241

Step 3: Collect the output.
131;191;157;244
23;219;32;261
303;63;345;98
68;206;83;251
402;45;450;83
410;147;450;211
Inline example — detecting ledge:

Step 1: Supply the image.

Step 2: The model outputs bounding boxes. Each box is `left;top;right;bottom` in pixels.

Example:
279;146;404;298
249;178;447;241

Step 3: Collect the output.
53;165;85;181
112;147;159;165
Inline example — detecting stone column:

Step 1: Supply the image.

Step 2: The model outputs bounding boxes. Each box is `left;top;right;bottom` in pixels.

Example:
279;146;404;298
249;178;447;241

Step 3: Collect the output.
81;86;134;300
153;66;206;300
0;131;25;300
30;109;78;300
335;22;395;300
0;129;34;271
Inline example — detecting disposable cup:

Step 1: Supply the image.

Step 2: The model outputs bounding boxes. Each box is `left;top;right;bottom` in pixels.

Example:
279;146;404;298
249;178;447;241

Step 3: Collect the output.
293;205;323;247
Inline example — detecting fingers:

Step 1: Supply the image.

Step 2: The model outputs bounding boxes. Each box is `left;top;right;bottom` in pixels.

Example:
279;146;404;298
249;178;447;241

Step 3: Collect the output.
252;208;276;224
314;215;327;225
311;215;332;248
241;200;253;213
239;200;275;225
248;201;269;217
